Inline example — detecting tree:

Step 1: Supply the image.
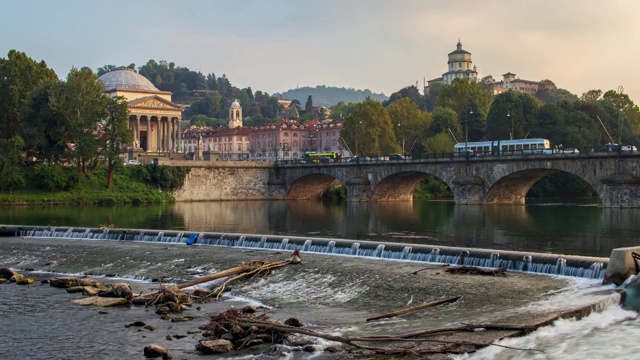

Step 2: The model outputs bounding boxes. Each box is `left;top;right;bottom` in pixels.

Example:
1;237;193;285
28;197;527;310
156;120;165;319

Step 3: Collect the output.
383;85;424;108
423;132;455;154
580;89;603;102
0;50;57;139
48;67;106;173
535;87;578;104
0;136;25;193
305;95;313;114
341;99;400;156
101;96;133;188
462;98;487;141
429;107;460;140
96;65;117;76
329;101;357;120
386;98;431;155
486;92;541;140
423;82;445;112
435;78;491;118
602;89;640;142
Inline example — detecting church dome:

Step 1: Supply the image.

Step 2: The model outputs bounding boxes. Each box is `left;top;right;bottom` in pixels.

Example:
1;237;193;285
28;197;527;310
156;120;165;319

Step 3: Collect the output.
98;67;159;92
230;99;241;108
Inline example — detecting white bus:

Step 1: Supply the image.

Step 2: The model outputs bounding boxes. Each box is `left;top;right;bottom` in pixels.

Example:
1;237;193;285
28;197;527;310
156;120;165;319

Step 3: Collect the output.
454;138;552;156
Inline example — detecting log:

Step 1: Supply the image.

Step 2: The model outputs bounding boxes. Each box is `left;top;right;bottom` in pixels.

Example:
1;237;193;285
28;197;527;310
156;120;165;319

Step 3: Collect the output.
366;296;462;322
445;266;506;275
175;262;260;290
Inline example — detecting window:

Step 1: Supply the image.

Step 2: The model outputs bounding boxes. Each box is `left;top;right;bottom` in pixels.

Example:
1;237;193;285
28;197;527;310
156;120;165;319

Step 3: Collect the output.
284;132;289;137
237;144;242;151
293;132;298;137
293;140;298;148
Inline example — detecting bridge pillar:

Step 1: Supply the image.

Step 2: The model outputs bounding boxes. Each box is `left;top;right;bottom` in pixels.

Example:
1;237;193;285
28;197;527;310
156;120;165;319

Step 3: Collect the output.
345;177;372;202
452;176;485;205
601;174;640;208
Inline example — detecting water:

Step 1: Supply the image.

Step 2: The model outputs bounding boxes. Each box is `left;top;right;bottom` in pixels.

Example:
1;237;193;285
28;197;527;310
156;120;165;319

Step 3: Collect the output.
1;199;639;257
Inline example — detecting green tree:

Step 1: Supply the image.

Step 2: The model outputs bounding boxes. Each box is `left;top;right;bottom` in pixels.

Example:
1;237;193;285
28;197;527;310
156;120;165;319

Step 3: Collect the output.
383;85;424;108
22;78;69;162
305;95;313;114
386;98;431;155
0;136;25;193
602;90;640;142
423;82;445;112
580;89;603;102
329;101;357;119
101;96;133;189
423;132;455;153
435;78;491;119
429;107;460;140
341;99;399;156
486;91;541;140
0;50;57;139
48;67;106;173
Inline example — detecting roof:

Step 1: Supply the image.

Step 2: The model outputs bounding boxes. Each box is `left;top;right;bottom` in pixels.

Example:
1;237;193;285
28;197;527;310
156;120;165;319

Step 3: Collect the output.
98;67;160;92
502;72;516;77
510;79;540;84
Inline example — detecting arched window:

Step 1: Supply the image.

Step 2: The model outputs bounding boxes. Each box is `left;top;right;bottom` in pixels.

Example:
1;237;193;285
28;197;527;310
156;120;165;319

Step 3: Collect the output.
293;140;298;148
235;110;240;118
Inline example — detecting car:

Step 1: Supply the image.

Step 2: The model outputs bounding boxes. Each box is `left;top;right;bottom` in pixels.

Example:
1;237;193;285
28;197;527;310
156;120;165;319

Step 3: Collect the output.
126;159;141;165
561;148;580;154
621;145;638;152
601;143;620;152
389;153;407;160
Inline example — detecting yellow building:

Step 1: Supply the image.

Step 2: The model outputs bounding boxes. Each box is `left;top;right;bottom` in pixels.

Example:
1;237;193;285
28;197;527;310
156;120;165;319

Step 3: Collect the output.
98;67;183;157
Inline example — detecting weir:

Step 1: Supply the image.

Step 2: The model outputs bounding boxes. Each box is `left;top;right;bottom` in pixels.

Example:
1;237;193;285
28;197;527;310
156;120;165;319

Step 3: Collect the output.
0;225;607;279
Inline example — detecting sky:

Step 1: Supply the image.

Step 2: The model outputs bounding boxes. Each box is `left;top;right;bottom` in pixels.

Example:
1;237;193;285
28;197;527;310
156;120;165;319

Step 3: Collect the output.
3;0;640;102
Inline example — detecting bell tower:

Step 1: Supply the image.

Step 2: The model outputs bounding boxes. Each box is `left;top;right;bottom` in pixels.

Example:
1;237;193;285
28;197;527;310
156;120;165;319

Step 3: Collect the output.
228;99;243;128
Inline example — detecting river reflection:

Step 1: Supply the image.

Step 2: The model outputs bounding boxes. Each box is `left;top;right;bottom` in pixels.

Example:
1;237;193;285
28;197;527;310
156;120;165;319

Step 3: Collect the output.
1;199;640;257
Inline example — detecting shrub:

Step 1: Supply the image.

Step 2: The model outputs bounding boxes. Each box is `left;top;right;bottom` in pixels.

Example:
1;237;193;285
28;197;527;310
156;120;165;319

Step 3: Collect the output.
34;164;69;191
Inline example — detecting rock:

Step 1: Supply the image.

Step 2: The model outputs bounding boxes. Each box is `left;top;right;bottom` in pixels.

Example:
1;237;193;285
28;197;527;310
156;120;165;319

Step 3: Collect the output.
242;305;257;313
170;316;196;322
172;334;187;339
0;278;7;284
196;339;235;354
40;279;50;284
16;277;36;285
220;332;234;341
50;276;80;288
144;325;155;331
78;278;101;287
284;318;304;327
82;286;101;296
66;286;86;293
143;344;172;359
71;296;129;307
303;345;321;352
98;311;109;315
186;330;201;335
99;283;133;299
10;273;25;283
325;346;342;353
0;268;16;279
160;314;170;321
230;325;245;339
125;321;147;328
165;335;173;341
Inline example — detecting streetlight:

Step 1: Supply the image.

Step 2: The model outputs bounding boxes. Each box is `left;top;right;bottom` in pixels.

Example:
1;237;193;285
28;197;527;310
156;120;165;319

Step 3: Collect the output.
355;120;362;159
397;123;405;155
465;107;473;175
618;85;624;145
507;108;512;140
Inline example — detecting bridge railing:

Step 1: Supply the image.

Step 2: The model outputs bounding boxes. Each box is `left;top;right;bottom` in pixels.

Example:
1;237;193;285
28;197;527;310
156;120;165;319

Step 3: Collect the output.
275;145;638;165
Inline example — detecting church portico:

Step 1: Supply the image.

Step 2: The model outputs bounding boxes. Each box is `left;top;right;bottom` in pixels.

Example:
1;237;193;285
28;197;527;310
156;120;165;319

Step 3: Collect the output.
98;67;183;159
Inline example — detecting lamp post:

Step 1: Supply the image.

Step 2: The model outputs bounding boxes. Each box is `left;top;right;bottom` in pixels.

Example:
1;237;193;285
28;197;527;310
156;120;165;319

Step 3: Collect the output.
465;107;473;175
355;120;362;160
618;85;624;145
397;123;405;155
507;108;512;140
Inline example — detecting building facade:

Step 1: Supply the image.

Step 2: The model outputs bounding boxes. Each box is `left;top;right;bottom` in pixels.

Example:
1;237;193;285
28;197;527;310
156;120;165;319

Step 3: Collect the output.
424;40;478;94
98;67;183;159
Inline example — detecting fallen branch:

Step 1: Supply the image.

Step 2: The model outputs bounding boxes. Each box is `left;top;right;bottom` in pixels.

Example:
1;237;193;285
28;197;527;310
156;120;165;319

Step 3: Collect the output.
445;266;506;276
366;296;462;322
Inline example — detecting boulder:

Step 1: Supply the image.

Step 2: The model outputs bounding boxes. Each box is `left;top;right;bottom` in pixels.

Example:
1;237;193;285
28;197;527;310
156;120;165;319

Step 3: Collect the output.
10;273;25;283
284;318;304;327
50;276;80;288
99;283;133;299
72;296;129;307
143;344;172;359
16;277;36;285
0;268;16;279
196;339;234;354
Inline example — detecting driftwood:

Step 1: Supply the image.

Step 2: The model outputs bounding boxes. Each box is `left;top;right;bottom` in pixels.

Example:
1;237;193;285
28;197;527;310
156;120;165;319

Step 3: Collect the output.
366;296;462;322
445;266;507;276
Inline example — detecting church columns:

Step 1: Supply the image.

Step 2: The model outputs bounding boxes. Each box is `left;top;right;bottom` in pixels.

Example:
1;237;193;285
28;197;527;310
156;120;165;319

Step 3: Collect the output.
177;118;182;153
156;116;161;152
135;115;140;148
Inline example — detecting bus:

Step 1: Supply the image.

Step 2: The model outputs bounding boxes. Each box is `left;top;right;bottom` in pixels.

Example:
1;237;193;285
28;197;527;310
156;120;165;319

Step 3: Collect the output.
301;152;343;163
453;138;552;156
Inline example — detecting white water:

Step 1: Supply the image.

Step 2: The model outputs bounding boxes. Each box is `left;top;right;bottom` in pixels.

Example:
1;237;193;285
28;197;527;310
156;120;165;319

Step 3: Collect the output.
456;279;640;360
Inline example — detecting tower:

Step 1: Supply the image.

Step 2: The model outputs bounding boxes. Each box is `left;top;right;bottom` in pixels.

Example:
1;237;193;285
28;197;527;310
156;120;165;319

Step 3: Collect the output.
228;99;243;128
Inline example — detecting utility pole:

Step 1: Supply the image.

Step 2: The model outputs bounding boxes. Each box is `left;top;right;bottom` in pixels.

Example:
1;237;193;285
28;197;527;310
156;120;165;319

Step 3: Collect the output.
508;108;512;140
618;85;624;145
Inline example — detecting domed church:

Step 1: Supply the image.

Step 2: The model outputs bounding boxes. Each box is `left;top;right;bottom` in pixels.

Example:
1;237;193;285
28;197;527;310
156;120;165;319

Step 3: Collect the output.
98;67;183;157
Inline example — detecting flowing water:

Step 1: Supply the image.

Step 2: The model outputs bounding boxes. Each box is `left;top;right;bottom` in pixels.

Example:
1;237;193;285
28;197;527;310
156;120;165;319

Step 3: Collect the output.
2;199;640;359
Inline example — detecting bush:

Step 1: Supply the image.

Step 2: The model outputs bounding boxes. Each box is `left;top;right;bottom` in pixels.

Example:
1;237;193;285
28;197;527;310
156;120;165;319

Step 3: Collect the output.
34;164;70;191
148;165;190;191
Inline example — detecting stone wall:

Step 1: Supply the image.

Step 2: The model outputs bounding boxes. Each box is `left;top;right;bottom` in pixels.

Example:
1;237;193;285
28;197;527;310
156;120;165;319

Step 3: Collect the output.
171;162;285;201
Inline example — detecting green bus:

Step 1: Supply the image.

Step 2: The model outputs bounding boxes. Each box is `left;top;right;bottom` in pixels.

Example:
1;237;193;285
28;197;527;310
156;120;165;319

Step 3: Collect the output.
301;152;343;163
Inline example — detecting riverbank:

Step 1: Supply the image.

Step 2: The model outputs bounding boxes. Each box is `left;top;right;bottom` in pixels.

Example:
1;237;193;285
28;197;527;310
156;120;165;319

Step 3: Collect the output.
0;165;188;205
0;236;616;359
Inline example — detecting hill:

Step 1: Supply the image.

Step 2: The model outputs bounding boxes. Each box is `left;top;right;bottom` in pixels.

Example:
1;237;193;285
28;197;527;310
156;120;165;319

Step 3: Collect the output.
275;86;387;107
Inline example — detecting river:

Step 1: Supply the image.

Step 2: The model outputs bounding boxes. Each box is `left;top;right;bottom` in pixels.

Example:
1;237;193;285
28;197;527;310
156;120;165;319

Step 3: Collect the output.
1;198;639;257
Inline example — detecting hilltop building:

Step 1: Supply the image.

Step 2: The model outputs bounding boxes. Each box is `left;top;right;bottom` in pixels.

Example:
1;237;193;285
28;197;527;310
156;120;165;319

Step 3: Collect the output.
423;42;540;97
424;40;478;94
98;67;183;159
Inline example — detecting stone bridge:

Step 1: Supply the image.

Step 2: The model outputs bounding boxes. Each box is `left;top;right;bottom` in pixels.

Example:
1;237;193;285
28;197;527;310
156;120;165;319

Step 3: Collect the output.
272;153;640;207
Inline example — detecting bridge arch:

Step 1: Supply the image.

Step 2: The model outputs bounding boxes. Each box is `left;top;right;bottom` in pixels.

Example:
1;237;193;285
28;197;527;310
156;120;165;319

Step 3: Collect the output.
371;171;452;202
286;173;342;200
484;169;600;205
